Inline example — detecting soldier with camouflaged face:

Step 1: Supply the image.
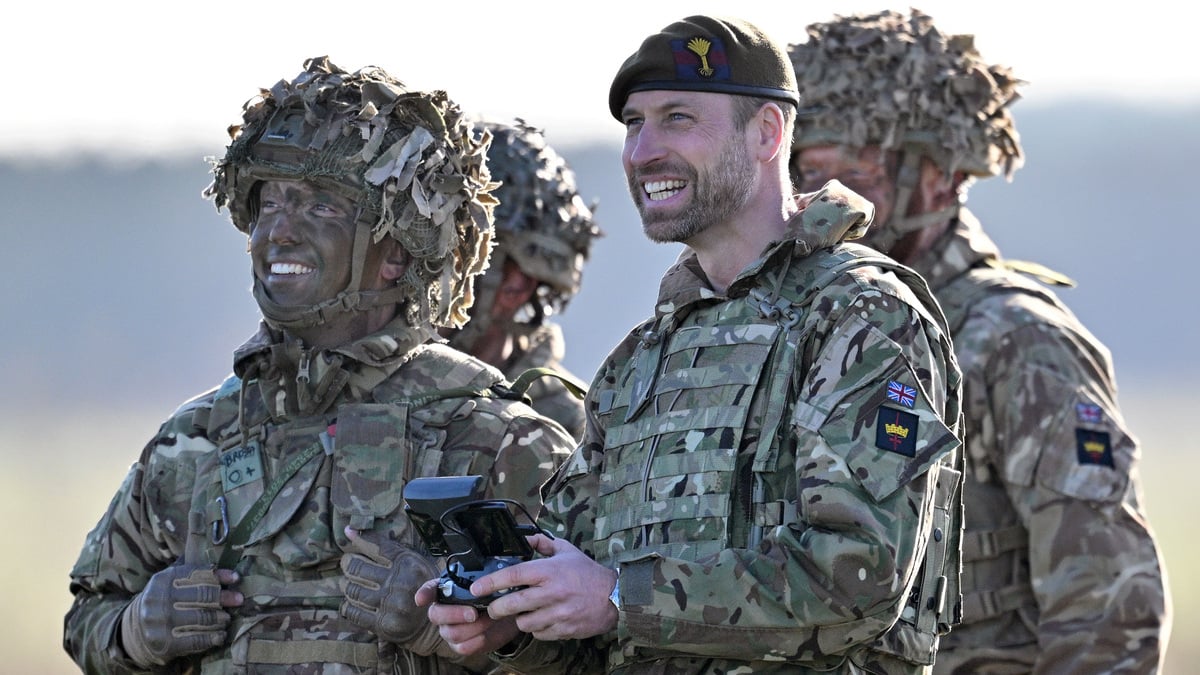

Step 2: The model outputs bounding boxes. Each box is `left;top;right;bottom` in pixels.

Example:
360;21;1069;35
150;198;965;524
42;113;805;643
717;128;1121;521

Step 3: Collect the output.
787;9;1171;673
62;57;574;674
441;118;602;440
420;16;965;674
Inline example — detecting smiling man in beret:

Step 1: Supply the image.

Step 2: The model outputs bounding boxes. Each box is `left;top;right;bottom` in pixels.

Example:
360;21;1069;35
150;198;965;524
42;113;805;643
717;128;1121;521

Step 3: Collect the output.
421;15;966;674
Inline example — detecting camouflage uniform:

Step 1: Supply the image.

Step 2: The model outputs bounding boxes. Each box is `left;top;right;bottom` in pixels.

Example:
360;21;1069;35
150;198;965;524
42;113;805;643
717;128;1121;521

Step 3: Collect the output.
500;321;585;441
63;58;575;674
786;10;1170;672
65;319;573;674
447;119;602;440
496;185;965;674
913;211;1169;673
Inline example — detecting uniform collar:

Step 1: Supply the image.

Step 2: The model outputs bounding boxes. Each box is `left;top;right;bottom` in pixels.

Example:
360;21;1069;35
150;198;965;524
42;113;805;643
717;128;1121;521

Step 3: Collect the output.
910;207;1003;292
651;181;874;321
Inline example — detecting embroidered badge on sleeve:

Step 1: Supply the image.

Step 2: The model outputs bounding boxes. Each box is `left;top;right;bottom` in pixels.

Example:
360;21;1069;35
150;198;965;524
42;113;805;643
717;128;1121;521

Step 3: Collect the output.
886;380;916;408
1075;402;1104;424
875;407;918;457
1075;428;1114;467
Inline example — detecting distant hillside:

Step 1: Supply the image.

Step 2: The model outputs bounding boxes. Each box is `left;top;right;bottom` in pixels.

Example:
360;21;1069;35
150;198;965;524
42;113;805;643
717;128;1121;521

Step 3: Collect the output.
2;98;1195;414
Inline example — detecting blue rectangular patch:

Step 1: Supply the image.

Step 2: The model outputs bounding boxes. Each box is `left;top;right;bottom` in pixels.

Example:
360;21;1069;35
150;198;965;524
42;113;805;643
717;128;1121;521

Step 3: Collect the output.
875;406;918;457
1075;429;1114;467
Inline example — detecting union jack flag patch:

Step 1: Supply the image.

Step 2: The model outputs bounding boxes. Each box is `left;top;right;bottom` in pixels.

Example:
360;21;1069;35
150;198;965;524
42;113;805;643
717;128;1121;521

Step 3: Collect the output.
886;380;916;408
1076;402;1104;424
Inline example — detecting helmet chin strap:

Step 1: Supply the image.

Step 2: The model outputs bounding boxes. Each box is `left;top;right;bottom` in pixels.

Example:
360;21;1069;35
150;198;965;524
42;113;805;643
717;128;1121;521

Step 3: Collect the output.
254;217;411;331
868;149;960;252
444;248;507;353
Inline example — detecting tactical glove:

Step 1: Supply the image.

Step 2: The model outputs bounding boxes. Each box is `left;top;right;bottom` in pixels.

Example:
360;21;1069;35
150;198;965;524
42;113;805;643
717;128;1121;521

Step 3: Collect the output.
341;528;446;656
119;564;233;667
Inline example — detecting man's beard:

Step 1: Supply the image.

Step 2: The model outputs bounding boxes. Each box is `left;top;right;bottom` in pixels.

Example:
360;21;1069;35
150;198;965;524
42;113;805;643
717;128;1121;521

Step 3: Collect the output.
629;136;755;244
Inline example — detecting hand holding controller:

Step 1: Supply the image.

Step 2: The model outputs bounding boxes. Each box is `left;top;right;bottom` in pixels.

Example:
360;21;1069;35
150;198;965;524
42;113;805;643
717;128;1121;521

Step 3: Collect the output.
403;476;550;608
437;555;526;608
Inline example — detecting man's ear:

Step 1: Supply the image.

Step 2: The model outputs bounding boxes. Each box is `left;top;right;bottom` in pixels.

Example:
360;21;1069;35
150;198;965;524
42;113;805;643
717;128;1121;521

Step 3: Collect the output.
753;102;788;163
378;239;412;283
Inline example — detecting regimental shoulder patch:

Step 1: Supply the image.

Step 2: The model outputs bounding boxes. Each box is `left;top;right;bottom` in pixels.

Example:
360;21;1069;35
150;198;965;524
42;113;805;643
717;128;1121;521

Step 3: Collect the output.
1075;428;1114;467
875;406;918;457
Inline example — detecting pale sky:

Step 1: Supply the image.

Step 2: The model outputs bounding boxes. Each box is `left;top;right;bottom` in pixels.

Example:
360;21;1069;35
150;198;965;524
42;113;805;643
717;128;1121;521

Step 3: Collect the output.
6;0;1198;159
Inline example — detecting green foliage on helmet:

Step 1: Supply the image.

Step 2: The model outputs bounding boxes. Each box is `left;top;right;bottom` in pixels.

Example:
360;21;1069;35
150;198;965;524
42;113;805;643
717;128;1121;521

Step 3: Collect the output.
788;9;1024;179
473;118;601;315
204;56;497;329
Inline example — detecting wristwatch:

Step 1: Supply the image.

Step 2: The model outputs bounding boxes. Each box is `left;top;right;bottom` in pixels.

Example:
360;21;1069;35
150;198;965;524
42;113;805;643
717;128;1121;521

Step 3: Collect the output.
609;570;620;610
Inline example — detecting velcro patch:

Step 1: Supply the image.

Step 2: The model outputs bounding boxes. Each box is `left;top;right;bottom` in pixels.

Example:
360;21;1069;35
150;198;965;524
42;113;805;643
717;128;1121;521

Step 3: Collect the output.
875;406;918;457
220;440;265;491
1075;429;1114;467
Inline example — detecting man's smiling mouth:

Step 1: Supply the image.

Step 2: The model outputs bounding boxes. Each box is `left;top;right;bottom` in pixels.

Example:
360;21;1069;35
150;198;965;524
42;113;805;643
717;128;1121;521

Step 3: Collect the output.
644;180;686;201
270;263;315;275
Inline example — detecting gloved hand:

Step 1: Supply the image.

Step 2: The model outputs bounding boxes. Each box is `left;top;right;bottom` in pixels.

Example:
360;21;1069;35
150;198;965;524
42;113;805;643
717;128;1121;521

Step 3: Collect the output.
119;564;240;667
340;527;445;655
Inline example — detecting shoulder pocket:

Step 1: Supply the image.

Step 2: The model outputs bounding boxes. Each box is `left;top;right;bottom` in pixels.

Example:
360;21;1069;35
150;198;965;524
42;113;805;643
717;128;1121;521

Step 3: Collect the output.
801;359;959;502
1028;387;1133;503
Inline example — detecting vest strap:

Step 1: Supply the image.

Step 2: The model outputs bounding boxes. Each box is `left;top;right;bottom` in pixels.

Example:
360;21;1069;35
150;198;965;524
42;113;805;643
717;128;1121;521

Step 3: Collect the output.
510;366;586;401
961;524;1027;561
961;582;1036;622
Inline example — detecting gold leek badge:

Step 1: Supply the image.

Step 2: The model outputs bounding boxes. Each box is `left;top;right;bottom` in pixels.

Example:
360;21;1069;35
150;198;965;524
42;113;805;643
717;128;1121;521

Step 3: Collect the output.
687;37;715;77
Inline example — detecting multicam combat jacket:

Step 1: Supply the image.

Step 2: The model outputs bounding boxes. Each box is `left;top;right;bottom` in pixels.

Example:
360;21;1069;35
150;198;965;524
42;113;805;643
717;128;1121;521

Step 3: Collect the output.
64;318;573;674
920;210;1170;674
501;322;588;442
497;186;964;674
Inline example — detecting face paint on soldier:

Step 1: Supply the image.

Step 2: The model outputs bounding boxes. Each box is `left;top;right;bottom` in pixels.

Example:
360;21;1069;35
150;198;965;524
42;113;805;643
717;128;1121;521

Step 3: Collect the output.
250;180;406;305
793;145;900;232
250;180;362;308
622;90;755;245
792;145;959;263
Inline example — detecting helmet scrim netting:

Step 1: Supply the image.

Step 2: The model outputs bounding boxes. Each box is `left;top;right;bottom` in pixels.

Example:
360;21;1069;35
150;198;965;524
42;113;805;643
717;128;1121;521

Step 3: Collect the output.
204;56;496;329
788;8;1024;179
473;118;601;316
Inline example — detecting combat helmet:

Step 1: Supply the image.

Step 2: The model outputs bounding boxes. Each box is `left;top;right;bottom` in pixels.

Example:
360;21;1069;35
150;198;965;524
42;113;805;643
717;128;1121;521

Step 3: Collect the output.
469;118;600;322
205;56;496;331
788;9;1024;247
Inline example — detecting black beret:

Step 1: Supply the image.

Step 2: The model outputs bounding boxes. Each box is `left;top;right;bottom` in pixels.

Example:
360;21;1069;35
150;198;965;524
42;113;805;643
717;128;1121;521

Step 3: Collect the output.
609;15;800;120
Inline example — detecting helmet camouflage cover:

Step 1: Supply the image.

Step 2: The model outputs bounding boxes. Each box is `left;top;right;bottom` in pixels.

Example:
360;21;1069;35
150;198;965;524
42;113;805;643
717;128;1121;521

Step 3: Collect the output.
788;8;1024;179
205;56;496;329
474;118;601;316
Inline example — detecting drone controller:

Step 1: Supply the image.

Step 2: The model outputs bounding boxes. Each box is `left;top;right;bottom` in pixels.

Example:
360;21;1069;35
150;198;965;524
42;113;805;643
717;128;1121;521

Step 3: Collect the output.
436;555;527;607
403;475;547;608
